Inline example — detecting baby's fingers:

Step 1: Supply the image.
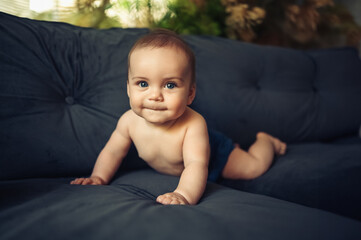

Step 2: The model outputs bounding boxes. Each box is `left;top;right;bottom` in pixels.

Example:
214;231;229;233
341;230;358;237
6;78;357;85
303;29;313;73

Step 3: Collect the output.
70;176;104;185
158;196;176;205
156;195;167;204
156;193;188;205
70;178;94;185
170;198;185;205
70;178;85;185
81;178;92;185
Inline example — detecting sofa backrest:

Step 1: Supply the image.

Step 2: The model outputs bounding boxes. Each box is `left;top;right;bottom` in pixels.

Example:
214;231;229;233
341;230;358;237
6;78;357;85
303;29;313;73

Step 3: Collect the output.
0;13;147;179
186;36;361;147
1;12;361;179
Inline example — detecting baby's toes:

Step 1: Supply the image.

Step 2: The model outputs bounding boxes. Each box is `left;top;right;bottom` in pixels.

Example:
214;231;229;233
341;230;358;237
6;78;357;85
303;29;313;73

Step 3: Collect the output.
278;143;287;155
271;136;285;155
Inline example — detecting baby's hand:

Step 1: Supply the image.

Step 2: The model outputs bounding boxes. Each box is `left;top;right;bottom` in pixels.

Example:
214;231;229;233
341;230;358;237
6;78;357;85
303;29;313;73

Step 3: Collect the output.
156;192;189;205
70;176;105;185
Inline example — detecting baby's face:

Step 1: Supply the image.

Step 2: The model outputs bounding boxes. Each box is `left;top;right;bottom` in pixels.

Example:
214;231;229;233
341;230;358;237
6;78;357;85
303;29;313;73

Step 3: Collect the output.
127;46;195;125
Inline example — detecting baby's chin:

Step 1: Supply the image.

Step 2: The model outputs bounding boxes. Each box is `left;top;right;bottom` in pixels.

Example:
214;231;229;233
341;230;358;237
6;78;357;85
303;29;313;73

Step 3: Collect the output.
132;108;185;126
144;117;177;126
135;111;169;124
144;115;181;127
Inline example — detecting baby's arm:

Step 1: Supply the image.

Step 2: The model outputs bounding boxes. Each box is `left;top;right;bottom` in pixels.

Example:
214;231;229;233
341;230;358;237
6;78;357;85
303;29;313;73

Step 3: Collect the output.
157;116;210;205
71;111;132;185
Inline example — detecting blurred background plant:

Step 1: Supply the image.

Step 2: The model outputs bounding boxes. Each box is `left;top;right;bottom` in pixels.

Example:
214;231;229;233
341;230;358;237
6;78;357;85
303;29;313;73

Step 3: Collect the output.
222;0;266;42
35;0;122;28
154;0;226;36
1;0;360;49
221;0;361;49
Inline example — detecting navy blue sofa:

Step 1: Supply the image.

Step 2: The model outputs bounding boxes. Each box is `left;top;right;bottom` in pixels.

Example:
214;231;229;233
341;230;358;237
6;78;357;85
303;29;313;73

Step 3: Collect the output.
1;12;361;240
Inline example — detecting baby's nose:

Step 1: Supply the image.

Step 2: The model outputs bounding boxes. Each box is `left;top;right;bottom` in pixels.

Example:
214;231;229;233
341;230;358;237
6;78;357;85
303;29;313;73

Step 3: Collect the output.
149;88;164;101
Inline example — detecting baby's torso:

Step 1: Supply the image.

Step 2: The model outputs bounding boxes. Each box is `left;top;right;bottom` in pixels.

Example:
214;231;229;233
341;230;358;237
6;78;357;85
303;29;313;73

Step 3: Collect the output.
128;115;189;176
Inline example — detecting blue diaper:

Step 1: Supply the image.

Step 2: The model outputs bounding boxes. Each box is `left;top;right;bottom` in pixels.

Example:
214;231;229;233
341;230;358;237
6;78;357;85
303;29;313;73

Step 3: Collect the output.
208;130;235;182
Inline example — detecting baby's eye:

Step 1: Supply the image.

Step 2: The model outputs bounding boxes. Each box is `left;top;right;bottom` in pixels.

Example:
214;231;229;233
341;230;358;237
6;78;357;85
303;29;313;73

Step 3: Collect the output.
138;81;148;88
165;82;176;89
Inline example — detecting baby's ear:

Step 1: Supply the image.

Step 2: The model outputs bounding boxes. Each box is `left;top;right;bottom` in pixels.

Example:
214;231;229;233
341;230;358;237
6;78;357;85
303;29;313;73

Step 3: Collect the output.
187;84;196;105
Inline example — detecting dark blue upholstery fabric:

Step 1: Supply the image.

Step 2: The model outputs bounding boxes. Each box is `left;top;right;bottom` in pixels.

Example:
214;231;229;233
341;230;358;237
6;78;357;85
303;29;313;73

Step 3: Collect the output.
221;138;361;220
1;12;361;180
186;36;361;147
0;13;148;179
1;12;361;239
1;170;361;240
309;48;361;139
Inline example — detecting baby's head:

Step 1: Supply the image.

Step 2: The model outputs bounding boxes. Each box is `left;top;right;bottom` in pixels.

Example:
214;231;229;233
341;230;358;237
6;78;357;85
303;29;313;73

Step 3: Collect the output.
128;28;195;85
127;29;197;125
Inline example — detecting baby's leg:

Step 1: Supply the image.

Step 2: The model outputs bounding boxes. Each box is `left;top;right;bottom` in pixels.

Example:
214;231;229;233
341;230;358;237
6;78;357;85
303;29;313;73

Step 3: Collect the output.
221;132;286;180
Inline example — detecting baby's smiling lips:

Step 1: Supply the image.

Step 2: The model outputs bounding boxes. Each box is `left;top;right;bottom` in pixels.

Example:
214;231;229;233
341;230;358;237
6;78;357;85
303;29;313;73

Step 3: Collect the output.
144;106;167;111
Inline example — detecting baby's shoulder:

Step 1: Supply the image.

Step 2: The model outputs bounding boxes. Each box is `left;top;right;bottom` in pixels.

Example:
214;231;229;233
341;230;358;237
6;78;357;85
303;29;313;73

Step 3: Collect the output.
116;110;139;131
117;110;132;125
182;108;208;143
183;107;207;128
119;109;136;120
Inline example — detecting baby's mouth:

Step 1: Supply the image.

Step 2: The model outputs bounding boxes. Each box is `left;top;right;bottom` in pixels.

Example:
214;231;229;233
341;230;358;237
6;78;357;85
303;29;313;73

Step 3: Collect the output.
144;106;167;111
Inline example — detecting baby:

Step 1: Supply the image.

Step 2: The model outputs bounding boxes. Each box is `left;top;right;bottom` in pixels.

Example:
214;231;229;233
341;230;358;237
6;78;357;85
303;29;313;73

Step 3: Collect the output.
71;29;286;205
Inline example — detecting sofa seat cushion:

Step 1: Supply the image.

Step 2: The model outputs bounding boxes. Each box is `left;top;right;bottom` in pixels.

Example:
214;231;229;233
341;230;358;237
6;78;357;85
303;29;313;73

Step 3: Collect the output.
1;170;361;240
221;139;361;220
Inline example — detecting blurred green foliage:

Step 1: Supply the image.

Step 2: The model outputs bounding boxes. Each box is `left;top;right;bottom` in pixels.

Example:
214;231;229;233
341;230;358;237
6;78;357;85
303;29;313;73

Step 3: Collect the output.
32;0;360;49
34;0;121;28
153;0;226;36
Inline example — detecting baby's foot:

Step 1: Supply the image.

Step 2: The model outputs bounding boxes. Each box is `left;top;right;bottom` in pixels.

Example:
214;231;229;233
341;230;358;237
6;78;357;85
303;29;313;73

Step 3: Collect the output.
257;132;287;155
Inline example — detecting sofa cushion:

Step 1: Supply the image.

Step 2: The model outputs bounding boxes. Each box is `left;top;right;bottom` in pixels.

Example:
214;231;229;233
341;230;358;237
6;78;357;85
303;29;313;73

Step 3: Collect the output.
1;12;361;181
220;139;361;220
1;170;361;240
0;13;148;179
186;35;361;147
309;48;361;140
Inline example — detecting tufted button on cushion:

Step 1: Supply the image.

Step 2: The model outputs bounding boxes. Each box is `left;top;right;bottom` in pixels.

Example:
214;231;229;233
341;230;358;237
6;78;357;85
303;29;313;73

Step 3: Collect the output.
186;36;318;147
0;13;149;180
185;35;361;147
1;12;361;179
65;96;75;105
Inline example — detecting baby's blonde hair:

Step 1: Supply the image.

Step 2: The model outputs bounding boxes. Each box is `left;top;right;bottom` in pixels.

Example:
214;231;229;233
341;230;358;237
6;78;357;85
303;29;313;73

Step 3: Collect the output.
128;28;196;85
